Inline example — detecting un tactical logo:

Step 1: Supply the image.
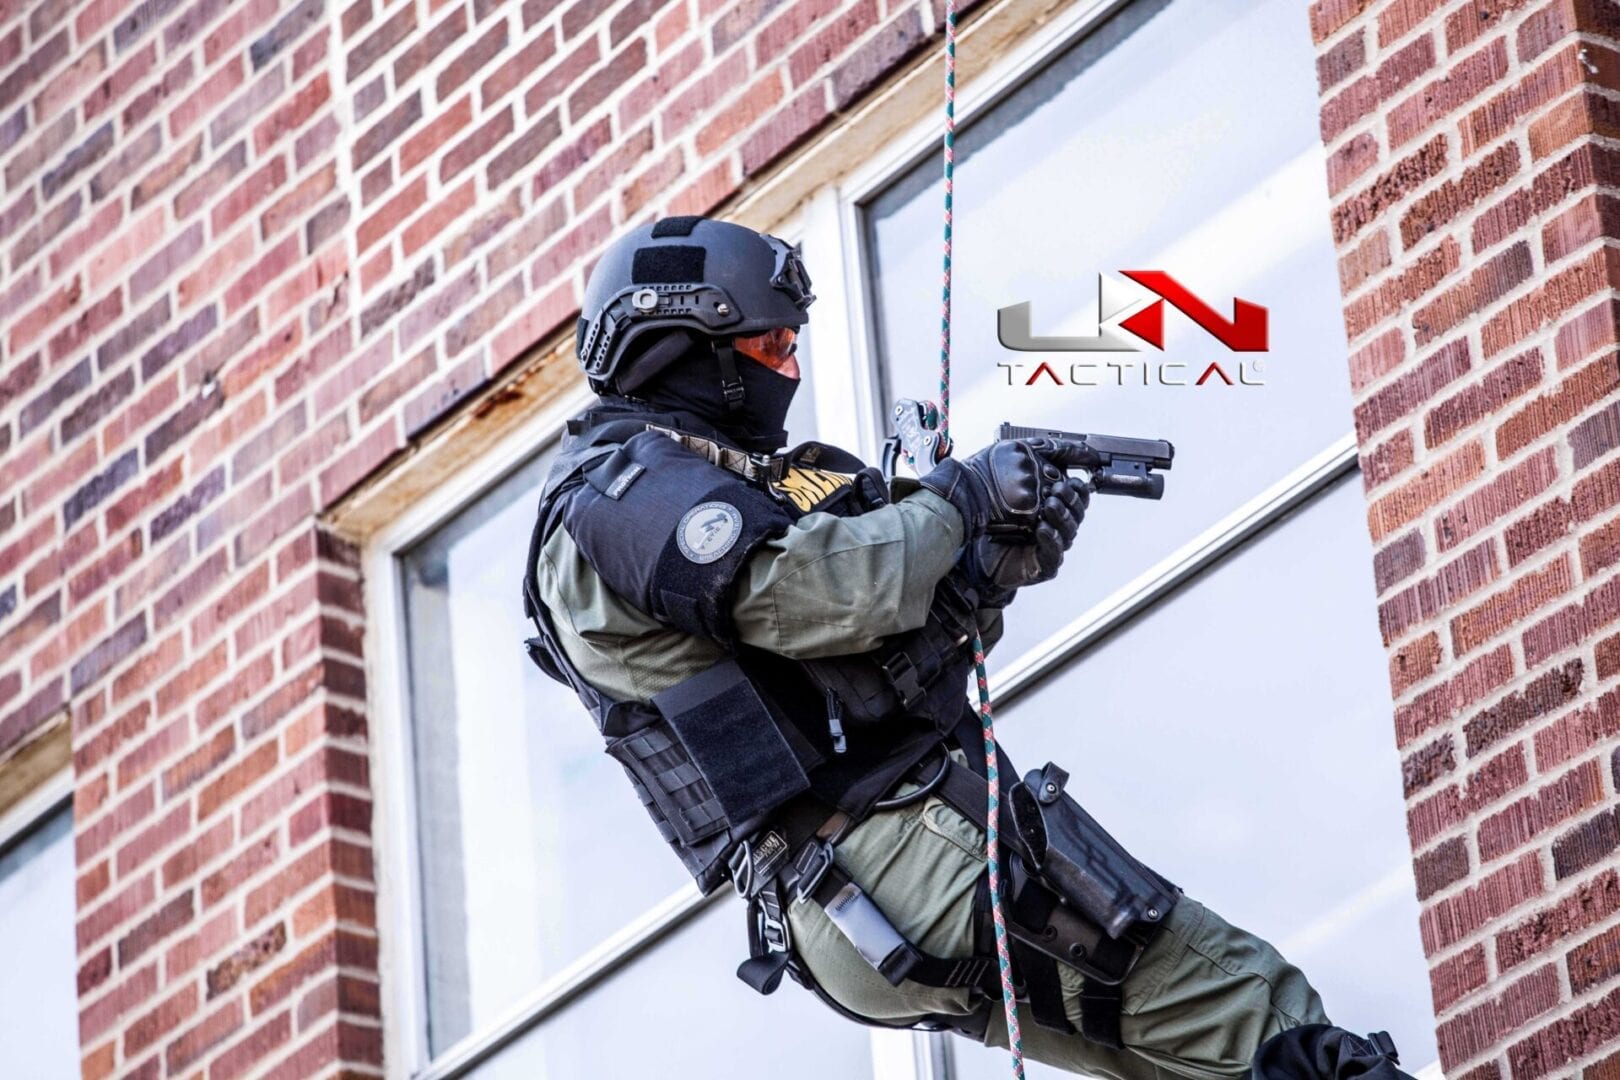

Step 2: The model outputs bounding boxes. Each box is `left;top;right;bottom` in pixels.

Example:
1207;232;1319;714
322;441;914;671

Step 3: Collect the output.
677;502;742;564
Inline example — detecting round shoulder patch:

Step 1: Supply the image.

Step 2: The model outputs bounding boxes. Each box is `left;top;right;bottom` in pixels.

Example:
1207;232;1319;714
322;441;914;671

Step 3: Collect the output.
677;501;743;564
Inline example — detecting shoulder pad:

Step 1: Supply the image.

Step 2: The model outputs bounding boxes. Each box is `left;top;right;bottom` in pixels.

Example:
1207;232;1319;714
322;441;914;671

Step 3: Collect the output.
561;430;794;645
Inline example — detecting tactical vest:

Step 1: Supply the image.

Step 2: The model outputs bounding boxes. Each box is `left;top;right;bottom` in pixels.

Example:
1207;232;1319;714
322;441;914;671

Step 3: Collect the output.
520;402;987;894
521;401;1183;1049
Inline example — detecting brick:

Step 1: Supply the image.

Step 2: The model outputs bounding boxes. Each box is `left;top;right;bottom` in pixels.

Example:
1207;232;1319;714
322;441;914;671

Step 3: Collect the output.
1555;298;1620;371
209;923;288;999
1551;806;1620;880
1357;337;1472;441
213;155;288;237
1361;429;1415;493
438;18;507;101
1368;439;1487;542
399;265;480;351
165;1000;243;1073
198;739;280;822
1427;349;1544;450
1430;943;1489;1015
1412;240;1534;347
1404;733;1458;797
1568;920;1620;994
490;110;562;188
118;888;195;970
741;85;828;179
1315;26;1365;93
397;4;467;88
251;0;323;70
1416;836;1471;900
347;0;416;79
20;356;93;438
1372;530;1425;597
1479;758;1607;861
1506;984;1620;1078
355;90;422;167
1389;38;1510;149
1531;85;1620;161
1466;40;1613;157
0;678;66;759
1338;229;1390;303
318;419;402;507
210;1011;292;1080
12;277;84;354
487;25;563;110
401;92;472;176
4;112;76;192
254;71;331;155
1507;495;1573;569
1435;963;1560;1071
1420;851;1545;954
79;962;158;1044
1402;140;1520;250
1383;535;1498;652
1437;446;1560;552
1333;135;1449;246
1572;396;1620;470
360;258;435;338
1535;687;1620;770
1452;552;1577;655
1499;868;1620;971
569;38;647;121
619;146;684;219
98;293;173;372
1575;457;1620;522
1347;328;1405;392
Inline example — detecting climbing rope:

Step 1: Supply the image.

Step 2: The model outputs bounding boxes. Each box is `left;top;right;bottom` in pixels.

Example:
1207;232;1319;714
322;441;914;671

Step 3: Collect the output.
935;1;1025;1074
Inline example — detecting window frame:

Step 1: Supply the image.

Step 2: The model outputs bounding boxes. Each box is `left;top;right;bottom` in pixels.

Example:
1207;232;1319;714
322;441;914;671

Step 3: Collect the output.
0;766;72;861
364;0;1440;1073
366;223;933;1080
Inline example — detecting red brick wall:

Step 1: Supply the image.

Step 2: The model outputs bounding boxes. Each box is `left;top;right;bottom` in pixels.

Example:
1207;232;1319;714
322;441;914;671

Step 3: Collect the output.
0;0;983;1075
1311;0;1620;1075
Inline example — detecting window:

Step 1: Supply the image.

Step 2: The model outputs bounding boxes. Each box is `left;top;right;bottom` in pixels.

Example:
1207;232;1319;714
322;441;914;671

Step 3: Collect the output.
380;239;873;1076
841;0;1439;1071
376;0;1440;1074
0;792;80;1079
865;0;1358;662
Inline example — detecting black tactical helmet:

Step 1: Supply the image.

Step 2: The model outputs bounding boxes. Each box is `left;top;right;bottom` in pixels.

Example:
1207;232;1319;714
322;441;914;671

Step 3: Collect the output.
575;216;815;396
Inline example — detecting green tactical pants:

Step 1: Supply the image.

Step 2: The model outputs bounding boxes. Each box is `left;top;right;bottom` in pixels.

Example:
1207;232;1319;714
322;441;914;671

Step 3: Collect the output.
784;769;1330;1079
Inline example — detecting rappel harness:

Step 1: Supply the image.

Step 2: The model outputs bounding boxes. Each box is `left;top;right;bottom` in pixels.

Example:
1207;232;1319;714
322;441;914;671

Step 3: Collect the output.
521;4;1185;1065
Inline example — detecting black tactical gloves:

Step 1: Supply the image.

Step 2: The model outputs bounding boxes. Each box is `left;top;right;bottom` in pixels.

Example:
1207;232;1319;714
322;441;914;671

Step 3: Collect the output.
919;439;1091;595
970;474;1088;593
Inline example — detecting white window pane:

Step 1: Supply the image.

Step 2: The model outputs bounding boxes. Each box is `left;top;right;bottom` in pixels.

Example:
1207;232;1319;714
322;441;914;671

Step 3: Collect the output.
951;479;1437;1076
0;805;80;1078
865;0;1352;660
471;898;874;1079
401;450;690;1054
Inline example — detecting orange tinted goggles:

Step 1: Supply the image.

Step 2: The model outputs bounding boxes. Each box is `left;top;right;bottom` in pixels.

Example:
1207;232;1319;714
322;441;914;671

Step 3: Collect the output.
733;327;799;379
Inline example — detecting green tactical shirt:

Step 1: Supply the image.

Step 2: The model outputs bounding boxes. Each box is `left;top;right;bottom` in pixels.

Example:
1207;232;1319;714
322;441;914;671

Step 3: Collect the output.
535;475;1005;704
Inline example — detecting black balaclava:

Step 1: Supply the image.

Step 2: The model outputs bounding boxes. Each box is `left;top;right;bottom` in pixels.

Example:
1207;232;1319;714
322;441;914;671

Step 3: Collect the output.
614;329;799;453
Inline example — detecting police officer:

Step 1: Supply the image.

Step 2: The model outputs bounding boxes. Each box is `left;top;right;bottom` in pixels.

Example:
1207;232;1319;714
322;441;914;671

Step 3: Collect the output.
521;216;1414;1079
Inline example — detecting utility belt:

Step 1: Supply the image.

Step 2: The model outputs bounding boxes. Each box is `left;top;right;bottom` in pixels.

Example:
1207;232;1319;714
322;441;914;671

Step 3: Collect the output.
730;716;1180;1050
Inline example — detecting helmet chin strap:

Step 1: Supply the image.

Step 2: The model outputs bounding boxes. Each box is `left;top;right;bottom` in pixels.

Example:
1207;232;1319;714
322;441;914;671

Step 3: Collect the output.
713;339;746;412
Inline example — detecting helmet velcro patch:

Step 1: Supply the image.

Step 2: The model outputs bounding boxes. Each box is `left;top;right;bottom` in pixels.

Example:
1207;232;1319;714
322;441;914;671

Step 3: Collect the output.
650;215;705;237
632;245;706;284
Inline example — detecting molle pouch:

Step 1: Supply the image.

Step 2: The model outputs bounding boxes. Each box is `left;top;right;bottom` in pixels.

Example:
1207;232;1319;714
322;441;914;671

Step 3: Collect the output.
603;712;728;850
1007;763;1178;942
651;658;812;832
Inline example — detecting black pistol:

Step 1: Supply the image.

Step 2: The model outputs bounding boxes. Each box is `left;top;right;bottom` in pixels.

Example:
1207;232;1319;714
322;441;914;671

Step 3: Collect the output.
997;423;1174;500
